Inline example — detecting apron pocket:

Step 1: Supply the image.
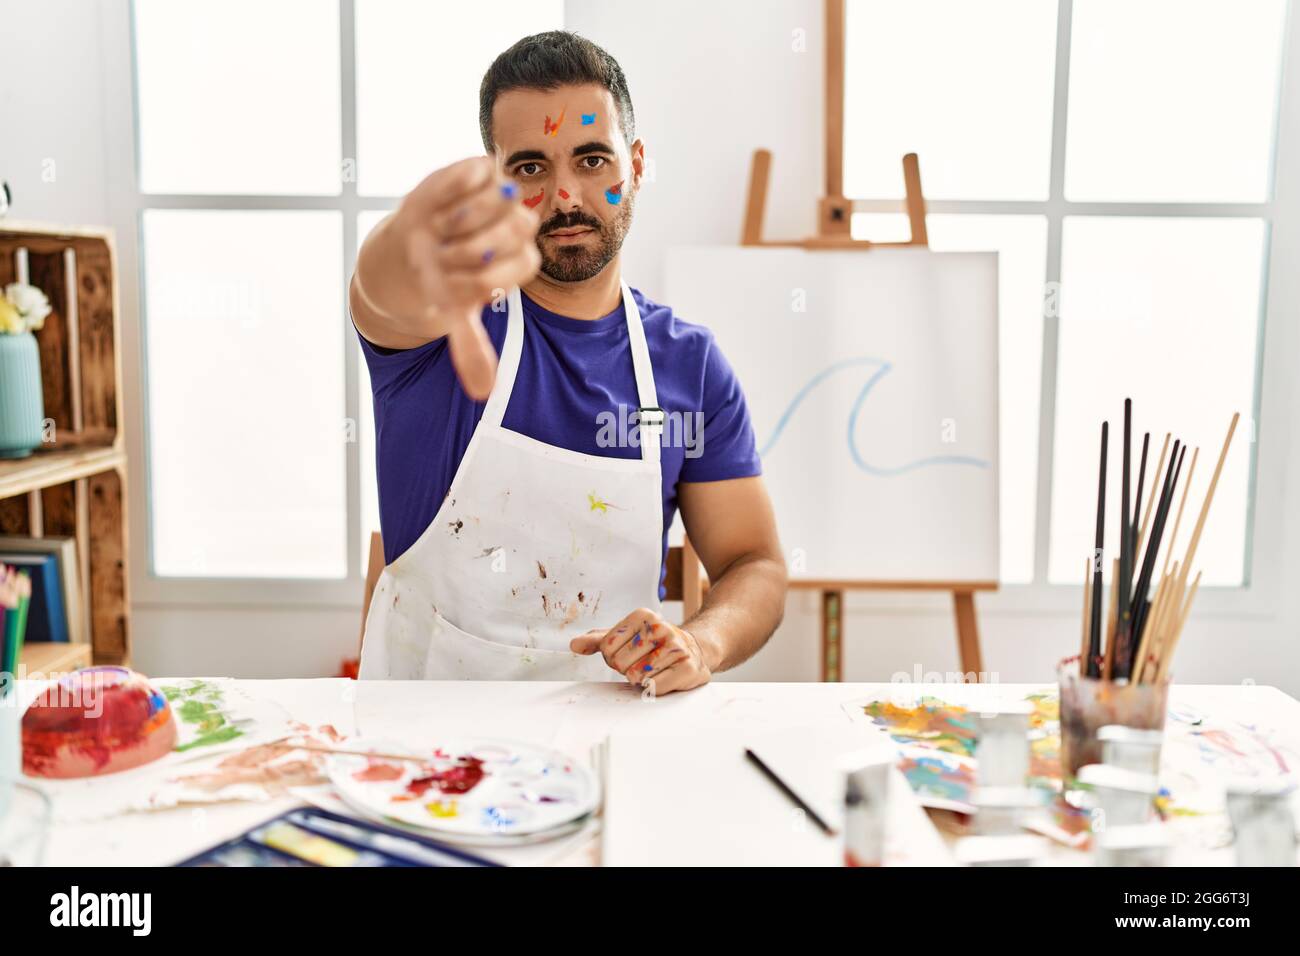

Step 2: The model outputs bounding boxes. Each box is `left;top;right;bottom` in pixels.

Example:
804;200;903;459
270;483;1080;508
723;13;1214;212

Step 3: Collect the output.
425;608;618;682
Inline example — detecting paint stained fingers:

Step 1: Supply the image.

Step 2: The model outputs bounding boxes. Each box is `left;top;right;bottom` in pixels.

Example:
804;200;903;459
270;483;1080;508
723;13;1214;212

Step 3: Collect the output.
440;244;542;308
403;156;496;219
628;643;688;685
609;619;675;674
640;657;706;696
602;609;664;669
436;206;539;271
431;175;526;241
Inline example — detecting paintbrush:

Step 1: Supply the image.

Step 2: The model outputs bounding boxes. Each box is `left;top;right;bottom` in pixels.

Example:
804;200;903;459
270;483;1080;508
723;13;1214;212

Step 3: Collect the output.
265;740;432;764
1114;400;1134;681
1087;422;1108;678
1131;431;1150;544
1127;442;1186;675
745;748;837;836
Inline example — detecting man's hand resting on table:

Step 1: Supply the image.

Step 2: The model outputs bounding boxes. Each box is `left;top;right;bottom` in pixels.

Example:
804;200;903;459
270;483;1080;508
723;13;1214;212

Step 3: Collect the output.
570;607;718;696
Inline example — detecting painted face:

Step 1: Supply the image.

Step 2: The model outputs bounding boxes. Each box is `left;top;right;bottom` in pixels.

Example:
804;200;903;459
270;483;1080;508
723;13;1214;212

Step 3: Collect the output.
490;84;642;282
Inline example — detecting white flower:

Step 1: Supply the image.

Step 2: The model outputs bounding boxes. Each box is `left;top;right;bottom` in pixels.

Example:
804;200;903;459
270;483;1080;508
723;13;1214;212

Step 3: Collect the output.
4;282;52;332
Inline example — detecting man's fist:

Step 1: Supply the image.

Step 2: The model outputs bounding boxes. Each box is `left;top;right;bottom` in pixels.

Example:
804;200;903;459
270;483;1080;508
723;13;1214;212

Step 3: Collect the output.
570;608;716;696
357;156;542;400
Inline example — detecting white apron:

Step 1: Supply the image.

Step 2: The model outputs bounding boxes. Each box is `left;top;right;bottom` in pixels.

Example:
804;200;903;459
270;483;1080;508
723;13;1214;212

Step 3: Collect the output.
359;283;664;681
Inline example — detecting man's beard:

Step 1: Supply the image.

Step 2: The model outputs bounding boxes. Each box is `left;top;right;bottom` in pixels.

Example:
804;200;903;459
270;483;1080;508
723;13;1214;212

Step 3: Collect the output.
535;195;634;283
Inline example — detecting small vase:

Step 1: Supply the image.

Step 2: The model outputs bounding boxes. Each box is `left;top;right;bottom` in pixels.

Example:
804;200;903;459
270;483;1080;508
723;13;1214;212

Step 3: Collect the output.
0;332;44;459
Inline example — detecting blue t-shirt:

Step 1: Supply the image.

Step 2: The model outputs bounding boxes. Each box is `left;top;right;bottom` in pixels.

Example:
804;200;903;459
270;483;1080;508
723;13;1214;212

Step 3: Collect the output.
359;288;762;595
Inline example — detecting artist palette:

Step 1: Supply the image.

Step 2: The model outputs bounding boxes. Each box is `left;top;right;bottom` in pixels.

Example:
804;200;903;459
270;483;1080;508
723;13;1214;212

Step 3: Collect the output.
327;738;599;842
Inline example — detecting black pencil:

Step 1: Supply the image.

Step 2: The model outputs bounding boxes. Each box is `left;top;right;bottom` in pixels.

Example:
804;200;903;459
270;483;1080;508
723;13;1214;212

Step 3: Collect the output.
1088;422;1108;678
1127;441;1186;677
744;748;837;836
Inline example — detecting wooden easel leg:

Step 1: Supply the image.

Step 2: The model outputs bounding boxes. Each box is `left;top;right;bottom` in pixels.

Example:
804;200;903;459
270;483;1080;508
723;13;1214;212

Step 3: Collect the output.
952;590;983;682
821;589;843;682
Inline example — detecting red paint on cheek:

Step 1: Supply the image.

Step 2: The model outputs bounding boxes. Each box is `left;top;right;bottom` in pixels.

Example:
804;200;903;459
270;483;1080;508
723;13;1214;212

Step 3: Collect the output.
558;189;570;200
523;189;545;209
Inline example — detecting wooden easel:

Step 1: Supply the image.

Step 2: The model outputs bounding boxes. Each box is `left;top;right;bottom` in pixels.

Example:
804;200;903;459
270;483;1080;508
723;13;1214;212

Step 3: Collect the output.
737;0;998;682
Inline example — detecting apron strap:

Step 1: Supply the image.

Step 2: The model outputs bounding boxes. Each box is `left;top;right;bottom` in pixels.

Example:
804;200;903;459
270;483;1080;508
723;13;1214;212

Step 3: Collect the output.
483;284;661;467
479;288;526;429
621;282;662;466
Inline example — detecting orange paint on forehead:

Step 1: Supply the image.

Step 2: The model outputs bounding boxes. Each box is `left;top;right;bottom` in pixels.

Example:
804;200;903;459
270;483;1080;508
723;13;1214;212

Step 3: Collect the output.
543;108;566;136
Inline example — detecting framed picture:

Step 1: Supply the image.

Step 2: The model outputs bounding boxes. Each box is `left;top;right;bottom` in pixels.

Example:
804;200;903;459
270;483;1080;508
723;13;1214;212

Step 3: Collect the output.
0;536;85;646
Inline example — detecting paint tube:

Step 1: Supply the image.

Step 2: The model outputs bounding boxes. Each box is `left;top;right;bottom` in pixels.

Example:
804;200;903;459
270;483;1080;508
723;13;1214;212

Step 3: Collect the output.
1098;725;1164;776
840;752;891;867
954;834;1048;867
1094;823;1169;867
973;705;1032;787
1077;763;1159;828
971;786;1041;836
1225;778;1298;867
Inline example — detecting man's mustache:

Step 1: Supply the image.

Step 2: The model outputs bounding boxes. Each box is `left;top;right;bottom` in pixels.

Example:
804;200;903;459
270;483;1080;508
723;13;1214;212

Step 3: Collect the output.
539;212;604;235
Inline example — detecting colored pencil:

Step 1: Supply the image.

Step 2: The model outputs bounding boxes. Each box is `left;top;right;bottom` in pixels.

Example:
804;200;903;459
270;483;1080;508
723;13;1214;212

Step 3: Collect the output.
1088;422;1108;678
745;748;837;836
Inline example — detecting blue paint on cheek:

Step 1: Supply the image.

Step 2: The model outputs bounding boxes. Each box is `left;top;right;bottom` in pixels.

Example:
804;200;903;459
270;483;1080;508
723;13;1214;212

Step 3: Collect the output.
605;189;622;205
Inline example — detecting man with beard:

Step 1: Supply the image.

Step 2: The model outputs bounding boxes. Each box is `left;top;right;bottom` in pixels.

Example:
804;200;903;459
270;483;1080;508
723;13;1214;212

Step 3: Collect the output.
350;31;786;693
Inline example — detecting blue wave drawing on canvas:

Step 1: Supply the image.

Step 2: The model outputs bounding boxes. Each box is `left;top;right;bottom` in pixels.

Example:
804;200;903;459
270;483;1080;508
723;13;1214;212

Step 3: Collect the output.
758;356;991;476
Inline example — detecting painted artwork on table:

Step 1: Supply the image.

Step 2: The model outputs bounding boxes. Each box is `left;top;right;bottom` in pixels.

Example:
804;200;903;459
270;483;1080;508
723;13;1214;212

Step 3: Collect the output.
328;738;598;840
860;697;977;756
896;745;977;813
158;679;291;756
138;723;348;811
857;692;1063;789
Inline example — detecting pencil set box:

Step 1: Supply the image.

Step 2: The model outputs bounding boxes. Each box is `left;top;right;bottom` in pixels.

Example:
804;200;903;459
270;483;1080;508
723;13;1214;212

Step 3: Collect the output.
175;806;500;867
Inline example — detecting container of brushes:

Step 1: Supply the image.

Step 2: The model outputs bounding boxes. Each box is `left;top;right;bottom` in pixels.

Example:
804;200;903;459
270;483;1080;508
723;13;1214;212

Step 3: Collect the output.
1058;656;1169;780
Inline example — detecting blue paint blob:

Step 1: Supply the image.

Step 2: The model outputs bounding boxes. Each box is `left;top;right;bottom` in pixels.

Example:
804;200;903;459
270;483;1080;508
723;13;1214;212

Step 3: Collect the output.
500;181;518;200
581;113;596;125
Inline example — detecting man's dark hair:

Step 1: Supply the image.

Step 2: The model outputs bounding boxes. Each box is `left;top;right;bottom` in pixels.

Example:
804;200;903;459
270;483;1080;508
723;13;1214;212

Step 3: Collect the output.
479;31;635;152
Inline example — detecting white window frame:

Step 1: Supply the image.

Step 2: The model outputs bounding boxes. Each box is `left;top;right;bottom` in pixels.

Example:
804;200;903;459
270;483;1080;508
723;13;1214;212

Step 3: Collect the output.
844;0;1296;623
103;0;395;608
96;0;1299;627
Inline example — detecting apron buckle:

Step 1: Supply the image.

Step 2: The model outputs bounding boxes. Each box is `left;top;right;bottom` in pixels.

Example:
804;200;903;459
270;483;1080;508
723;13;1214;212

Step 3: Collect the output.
636;406;666;429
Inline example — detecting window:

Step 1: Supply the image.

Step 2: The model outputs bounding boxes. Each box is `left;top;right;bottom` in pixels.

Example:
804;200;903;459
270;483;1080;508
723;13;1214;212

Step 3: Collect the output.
130;0;563;588
847;0;1286;586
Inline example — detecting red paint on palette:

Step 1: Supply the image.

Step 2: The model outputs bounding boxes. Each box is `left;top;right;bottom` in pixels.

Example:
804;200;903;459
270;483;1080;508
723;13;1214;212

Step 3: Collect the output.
404;755;487;797
523;190;545;209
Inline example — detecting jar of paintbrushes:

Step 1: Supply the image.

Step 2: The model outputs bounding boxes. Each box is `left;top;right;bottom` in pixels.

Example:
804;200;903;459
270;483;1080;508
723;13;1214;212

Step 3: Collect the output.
1059;400;1239;781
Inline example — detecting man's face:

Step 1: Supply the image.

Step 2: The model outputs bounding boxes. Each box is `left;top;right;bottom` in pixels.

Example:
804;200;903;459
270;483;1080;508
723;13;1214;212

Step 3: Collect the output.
490;84;642;283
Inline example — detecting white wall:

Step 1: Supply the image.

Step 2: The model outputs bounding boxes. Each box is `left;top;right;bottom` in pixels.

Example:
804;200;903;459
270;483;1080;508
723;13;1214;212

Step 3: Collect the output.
3;0;1298;693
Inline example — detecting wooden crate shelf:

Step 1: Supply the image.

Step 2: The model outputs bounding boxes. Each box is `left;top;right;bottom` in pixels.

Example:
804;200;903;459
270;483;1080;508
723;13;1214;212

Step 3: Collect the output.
0;222;130;667
21;641;93;678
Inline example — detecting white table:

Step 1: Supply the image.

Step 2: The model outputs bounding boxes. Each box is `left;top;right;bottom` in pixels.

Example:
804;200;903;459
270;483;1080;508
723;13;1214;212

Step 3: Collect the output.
25;679;1300;866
